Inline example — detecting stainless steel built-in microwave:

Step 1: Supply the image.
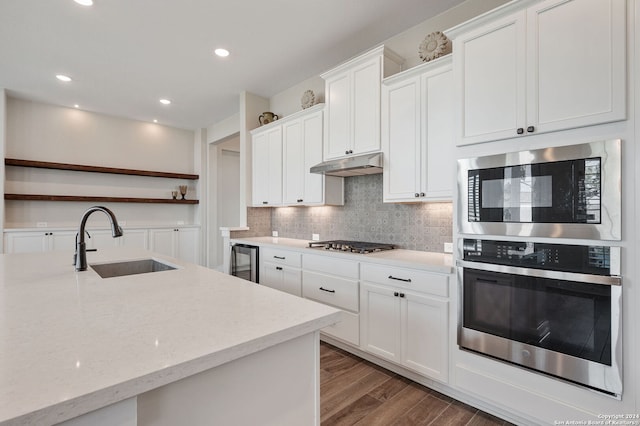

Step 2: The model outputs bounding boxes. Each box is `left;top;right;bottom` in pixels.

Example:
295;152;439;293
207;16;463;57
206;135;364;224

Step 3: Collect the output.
457;139;622;240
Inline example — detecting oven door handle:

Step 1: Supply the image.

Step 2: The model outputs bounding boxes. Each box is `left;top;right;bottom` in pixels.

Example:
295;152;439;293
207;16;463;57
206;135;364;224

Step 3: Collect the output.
456;260;621;286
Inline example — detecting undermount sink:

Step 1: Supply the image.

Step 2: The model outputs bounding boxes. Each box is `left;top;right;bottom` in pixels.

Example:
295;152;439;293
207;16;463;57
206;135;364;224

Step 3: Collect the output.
90;259;176;278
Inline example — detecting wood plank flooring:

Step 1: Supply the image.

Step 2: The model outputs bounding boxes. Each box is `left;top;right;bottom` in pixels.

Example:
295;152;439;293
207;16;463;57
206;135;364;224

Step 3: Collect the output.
320;342;513;426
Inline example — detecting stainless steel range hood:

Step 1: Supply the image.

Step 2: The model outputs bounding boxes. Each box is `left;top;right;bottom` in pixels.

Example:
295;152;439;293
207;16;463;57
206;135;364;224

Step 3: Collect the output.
309;152;382;177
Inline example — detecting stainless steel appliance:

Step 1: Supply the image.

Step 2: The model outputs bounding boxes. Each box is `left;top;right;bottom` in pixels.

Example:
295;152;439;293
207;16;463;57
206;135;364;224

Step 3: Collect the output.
457;139;621;240
457;238;622;397
231;243;259;283
308;240;394;254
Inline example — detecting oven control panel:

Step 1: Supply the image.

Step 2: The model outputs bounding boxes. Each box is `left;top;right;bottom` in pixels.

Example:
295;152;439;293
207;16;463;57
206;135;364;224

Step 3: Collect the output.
462;239;612;276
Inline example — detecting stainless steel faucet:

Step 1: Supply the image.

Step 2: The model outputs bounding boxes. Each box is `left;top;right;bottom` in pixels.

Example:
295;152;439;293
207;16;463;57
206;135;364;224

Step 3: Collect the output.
74;206;123;271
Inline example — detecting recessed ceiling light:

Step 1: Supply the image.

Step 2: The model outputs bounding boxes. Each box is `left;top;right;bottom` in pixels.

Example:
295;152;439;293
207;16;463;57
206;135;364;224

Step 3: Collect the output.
74;0;93;6
159;99;171;105
214;48;230;57
153;119;158;123
74;104;80;108
56;74;72;82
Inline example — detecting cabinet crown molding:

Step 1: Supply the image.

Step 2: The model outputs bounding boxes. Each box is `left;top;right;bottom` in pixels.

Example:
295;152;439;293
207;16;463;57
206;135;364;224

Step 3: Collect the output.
382;55;452;86
320;45;404;80
444;0;540;39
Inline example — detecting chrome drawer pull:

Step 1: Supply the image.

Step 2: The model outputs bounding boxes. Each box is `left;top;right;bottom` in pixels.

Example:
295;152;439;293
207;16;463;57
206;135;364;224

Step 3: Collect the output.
388;275;411;283
319;287;336;293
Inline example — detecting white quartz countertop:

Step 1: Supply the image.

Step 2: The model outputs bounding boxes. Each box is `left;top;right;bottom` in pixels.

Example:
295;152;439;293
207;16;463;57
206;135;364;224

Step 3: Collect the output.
0;248;340;425
230;237;454;274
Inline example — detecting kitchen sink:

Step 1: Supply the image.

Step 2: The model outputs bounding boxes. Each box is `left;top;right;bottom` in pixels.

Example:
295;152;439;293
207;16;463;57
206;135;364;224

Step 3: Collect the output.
90;259;176;278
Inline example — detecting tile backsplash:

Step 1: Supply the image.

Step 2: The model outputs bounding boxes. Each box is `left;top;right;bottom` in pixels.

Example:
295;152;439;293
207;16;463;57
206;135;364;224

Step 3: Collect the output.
267;174;453;253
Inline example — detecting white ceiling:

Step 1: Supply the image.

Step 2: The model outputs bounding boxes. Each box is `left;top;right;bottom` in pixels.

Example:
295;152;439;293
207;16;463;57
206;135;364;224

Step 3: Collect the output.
0;0;465;130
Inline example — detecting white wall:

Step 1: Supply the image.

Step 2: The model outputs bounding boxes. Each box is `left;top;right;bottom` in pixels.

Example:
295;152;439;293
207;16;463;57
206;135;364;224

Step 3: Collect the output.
267;0;509;119
4;97;197;228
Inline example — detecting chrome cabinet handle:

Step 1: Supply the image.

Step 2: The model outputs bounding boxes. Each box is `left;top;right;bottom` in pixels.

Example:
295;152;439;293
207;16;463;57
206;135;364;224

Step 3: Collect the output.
319;287;335;293
388;275;411;283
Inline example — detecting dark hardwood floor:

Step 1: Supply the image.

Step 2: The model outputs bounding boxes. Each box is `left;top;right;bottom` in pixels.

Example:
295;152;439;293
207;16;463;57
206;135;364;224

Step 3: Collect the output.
320;342;513;426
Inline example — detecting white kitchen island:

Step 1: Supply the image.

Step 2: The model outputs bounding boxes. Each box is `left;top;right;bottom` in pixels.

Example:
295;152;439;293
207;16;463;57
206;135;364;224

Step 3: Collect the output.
0;247;340;426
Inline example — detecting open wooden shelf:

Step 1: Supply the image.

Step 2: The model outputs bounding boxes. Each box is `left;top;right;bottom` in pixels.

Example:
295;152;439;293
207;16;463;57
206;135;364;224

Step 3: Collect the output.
5;158;199;180
4;194;199;204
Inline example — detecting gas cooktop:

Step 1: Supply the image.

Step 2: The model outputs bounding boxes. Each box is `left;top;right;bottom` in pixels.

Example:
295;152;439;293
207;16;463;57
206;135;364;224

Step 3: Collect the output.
308;240;395;254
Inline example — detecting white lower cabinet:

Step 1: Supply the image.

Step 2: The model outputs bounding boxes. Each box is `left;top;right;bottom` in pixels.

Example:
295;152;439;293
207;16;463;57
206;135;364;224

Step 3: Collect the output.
360;263;449;383
302;254;359;345
4;230;76;253
149;227;200;264
260;248;302;296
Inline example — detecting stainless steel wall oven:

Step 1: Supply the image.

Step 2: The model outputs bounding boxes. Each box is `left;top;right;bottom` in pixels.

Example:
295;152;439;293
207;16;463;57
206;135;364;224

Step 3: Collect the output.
457;239;622;397
457;139;621;240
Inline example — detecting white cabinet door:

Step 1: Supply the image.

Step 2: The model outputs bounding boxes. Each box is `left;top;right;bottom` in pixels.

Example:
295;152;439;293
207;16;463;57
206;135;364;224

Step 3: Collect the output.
150;228;199;264
4;232;48;253
527;0;626;133
120;229;149;249
360;282;401;363
251;127;282;206
301;111;326;204
352;56;382;155
382;58;454;203
149;228;176;258
324;73;351;160
176;228;199;264
282;120;305;205
322;47;401;161
48;231;76;252
454;0;625;145
423;67;454;200
262;263;302;297
455;11;526;145
382;75;421;201
402;291;449;382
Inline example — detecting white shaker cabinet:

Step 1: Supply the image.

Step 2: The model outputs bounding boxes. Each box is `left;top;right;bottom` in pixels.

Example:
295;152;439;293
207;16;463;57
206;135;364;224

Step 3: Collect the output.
251;126;283;206
360;263;449;383
149;227;199;264
4;230;76;253
449;0;626;145
260;247;302;296
321;45;403;160
382;56;454;202
282;106;344;206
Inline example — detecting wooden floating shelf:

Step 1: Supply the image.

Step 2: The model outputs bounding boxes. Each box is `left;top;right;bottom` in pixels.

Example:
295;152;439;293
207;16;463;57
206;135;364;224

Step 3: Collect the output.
4;194;199;204
5;158;199;180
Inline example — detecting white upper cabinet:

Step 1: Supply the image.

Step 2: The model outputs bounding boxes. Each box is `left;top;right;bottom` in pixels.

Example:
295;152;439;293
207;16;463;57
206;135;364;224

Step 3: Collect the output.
251;104;343;207
448;0;626;145
251;126;283;206
382;56;454;202
321;45;403;160
283;108;343;206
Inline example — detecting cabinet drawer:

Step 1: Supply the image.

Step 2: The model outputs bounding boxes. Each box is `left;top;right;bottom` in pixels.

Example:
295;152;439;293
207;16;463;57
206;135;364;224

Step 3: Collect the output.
322;310;359;346
302;271;358;312
303;254;359;279
360;263;448;297
262;248;301;268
